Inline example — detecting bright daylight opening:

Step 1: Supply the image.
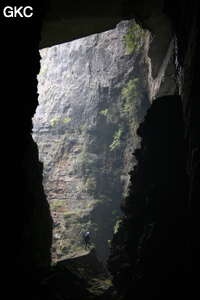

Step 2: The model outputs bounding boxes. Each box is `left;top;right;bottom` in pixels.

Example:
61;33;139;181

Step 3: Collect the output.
32;19;150;265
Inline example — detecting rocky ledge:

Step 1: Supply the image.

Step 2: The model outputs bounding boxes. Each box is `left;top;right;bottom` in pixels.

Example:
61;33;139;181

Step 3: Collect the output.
16;248;116;300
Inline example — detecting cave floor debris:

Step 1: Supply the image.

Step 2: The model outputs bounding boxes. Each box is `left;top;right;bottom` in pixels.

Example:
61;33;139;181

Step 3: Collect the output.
17;248;117;299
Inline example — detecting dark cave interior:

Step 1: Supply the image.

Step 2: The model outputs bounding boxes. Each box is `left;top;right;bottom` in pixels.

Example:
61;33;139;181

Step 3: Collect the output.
1;0;200;299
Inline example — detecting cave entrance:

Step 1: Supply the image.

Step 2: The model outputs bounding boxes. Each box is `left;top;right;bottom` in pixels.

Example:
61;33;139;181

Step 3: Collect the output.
32;19;150;265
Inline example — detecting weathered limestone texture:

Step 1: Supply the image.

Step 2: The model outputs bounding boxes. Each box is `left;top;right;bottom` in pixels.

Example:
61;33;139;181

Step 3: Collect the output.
33;20;150;262
33;14;177;264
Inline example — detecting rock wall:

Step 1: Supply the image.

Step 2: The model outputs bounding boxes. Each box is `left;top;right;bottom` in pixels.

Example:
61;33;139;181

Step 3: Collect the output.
2;0;199;298
166;0;200;296
1;2;53;291
107;1;200;299
33;20;151;263
33;6;180;267
108;95;187;298
33;16;177;264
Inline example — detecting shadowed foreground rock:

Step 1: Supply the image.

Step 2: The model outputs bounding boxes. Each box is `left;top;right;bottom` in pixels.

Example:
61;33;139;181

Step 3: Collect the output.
16;248;116;300
107;95;189;299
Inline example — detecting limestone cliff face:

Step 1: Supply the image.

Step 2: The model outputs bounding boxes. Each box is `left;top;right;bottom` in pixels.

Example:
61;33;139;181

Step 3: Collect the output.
33;19;176;262
3;0;200;298
33;20;141;262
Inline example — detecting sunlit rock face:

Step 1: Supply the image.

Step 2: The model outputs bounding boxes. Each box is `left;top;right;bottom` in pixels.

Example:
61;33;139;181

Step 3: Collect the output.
33;16;177;264
33;20;150;263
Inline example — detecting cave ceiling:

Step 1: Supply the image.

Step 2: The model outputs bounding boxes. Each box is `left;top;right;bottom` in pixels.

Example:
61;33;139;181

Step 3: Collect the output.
40;0;170;49
40;0;135;48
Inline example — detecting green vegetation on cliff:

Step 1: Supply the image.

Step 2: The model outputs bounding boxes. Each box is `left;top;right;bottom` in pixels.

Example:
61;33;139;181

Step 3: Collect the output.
109;77;140;151
125;22;147;55
110;123;125;151
33;19;150;263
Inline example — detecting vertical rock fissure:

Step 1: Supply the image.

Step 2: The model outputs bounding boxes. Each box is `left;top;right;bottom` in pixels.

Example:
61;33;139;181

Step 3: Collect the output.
33;20;152;264
33;18;176;265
